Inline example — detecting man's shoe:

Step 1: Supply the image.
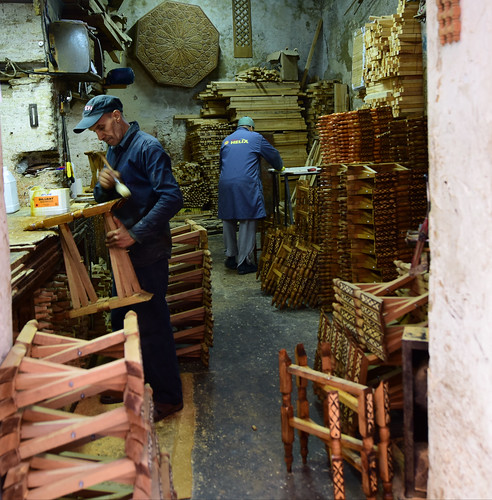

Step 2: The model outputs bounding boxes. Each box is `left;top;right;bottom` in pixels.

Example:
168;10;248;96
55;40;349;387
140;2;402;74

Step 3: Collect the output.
153;401;183;423
237;262;258;275
225;256;237;270
100;393;123;404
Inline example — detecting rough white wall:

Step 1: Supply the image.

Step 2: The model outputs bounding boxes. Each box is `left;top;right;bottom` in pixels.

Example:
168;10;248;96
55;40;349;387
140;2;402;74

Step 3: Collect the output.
66;0;326;173
0;77;58;169
0;3;45;64
427;0;492;497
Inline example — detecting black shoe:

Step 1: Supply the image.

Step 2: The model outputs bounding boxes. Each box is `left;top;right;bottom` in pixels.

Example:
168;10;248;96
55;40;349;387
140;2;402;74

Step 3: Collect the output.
237;262;257;275
100;393;123;404
153;401;184;422
225;256;237;270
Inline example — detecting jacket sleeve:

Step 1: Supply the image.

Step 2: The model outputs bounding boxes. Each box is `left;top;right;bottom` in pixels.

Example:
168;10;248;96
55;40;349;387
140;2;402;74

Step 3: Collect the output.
259;136;283;171
127;145;183;243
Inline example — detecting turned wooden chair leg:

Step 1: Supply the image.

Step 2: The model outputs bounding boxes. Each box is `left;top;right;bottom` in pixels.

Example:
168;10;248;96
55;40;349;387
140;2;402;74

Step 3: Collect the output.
374;381;393;500
279;349;294;472
295;343;310;464
326;390;345;500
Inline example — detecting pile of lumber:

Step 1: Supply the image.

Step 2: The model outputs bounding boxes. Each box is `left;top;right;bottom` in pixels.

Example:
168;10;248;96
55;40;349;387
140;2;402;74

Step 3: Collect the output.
235;66;281;82
195;81;308;167
0;313;175;499
363;0;424;117
169;220;213;366
173;161;210;210
303;80;348;150
184;119;234;214
317;107;394;164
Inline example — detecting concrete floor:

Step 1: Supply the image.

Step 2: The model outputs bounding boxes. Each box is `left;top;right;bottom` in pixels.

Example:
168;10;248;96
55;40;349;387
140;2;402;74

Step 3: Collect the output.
180;231;367;500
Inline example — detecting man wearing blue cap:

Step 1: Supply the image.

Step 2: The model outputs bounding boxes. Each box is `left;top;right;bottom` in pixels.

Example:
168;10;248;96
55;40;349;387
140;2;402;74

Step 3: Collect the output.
218;116;284;274
74;94;184;421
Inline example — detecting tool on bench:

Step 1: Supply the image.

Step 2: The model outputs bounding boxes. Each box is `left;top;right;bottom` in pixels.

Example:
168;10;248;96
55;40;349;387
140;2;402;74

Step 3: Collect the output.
60;92;74;184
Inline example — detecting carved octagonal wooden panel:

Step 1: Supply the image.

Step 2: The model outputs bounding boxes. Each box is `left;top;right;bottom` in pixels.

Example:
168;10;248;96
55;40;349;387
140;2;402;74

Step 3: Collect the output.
135;1;219;87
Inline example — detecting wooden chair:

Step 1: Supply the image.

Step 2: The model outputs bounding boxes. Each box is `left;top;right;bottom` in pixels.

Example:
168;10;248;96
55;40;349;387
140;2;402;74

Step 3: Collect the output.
279;343;385;500
169;220;213;365
24;200;153;318
0;312;175;499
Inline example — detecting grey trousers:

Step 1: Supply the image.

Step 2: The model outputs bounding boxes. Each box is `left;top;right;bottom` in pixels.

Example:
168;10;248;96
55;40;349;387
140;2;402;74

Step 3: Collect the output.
222;219;257;266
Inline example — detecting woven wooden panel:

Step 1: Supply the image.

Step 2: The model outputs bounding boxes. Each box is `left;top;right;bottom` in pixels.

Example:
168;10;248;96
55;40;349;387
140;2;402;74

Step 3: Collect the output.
232;0;252;57
135;1;219;87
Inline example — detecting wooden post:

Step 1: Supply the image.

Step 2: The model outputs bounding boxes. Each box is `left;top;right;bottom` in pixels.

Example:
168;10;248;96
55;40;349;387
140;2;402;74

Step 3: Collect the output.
278;349;294;472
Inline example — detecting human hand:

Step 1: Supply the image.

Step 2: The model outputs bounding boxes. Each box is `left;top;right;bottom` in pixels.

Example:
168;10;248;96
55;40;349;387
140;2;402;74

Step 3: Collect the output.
105;216;135;249
98;167;120;190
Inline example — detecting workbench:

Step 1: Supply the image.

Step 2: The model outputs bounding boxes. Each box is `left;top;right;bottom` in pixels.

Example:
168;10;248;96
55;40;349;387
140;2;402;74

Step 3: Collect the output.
7;200;102;335
269;166;321;226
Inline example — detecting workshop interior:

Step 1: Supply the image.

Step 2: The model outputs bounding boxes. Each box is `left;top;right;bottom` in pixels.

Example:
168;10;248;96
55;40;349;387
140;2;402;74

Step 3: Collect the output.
0;1;489;499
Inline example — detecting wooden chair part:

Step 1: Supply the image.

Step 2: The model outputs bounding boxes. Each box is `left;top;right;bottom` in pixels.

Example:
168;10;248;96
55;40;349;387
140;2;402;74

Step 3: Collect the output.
279;344;377;499
0;312;175;499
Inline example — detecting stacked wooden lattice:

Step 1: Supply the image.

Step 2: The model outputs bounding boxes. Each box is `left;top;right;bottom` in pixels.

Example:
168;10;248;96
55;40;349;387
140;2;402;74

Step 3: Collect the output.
169;220;213;366
294;179;319;244
347;163;413;282
0;312;175;499
363;0;424;117
325;273;428;409
195;81;308;167
259;226;319;310
389;116;429;227
185;119;234;214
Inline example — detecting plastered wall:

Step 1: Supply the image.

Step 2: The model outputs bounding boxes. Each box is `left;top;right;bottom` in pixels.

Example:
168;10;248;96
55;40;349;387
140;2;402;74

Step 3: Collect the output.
426;0;492;497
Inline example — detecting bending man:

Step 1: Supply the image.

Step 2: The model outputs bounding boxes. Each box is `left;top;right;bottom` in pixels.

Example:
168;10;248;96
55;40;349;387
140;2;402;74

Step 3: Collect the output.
74;94;183;422
218;116;283;275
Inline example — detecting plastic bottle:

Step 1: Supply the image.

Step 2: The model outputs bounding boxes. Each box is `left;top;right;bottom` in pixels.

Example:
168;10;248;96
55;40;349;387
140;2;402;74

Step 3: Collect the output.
3;167;20;214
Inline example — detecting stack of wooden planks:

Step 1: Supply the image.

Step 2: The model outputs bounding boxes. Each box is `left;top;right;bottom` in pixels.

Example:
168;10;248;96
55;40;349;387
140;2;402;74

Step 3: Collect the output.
303;80;349;151
184;119;234;214
173;161;210;210
235;66;280;82
0;312;175;499
195;80;308;167
363;0;424;117
169;220;213;366
317;107;394;164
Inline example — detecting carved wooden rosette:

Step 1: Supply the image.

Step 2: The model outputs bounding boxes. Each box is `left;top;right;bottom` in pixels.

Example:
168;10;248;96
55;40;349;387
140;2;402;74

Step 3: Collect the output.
135;1;219;87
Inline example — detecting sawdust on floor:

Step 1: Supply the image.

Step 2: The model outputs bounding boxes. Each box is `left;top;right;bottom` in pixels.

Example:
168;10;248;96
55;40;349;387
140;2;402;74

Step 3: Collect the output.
74;372;195;499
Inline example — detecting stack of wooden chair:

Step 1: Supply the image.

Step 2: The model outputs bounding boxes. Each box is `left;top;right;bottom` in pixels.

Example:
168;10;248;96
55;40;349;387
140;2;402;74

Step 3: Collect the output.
0;312;175;500
279;343;393;500
169;220;213;366
319;272;428;410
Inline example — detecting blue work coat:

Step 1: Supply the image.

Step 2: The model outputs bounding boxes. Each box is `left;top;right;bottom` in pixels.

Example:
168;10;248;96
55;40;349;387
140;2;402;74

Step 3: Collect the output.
218;127;283;220
93;121;183;266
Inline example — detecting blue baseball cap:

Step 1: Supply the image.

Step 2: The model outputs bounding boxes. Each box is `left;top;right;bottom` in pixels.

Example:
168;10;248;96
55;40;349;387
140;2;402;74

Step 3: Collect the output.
74;95;123;133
